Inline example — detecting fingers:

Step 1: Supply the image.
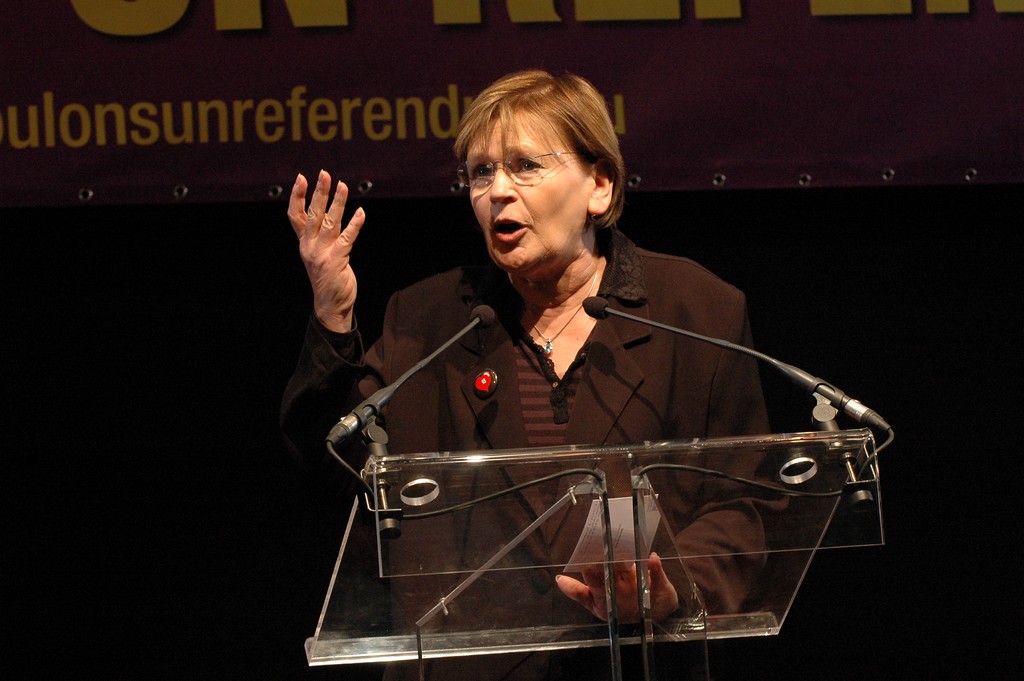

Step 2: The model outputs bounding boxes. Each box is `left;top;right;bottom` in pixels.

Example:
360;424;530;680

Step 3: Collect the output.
304;170;334;242
288;169;339;239
555;575;596;612
559;557;678;623
581;564;633;590
288;170;366;245
580;566;607;589
647;553;671;594
558;568;623;621
317;177;348;240
286;170;329;241
286;173;309;239
338;206;366;251
645;553;681;619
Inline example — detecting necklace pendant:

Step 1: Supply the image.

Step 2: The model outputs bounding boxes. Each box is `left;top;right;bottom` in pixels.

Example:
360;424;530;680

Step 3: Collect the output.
542;339;553;354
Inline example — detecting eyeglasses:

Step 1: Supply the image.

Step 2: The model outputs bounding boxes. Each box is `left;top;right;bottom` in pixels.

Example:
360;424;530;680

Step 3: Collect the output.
457;152;576;190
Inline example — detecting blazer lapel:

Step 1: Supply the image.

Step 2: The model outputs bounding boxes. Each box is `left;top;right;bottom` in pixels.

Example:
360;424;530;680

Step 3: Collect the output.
456;320;527;452
566;300;651;447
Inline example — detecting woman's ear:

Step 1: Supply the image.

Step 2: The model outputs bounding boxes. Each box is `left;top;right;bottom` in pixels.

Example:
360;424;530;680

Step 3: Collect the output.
588;160;613;217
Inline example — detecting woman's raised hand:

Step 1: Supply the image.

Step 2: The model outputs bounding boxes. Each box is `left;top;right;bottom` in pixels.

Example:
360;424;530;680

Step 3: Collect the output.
287;170;366;333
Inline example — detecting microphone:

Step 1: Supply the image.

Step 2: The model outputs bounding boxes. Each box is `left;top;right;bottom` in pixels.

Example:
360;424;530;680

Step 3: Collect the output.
326;304;497;447
583;296;891;434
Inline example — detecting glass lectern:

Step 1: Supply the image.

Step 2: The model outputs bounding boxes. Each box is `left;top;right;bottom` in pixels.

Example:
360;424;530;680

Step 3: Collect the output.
304;428;882;680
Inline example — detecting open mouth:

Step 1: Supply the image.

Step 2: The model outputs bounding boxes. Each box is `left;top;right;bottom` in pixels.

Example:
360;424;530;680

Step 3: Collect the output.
493;220;524;234
491;220;527;242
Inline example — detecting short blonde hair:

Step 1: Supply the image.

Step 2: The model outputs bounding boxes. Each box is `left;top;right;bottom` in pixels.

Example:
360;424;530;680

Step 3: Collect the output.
454;69;625;229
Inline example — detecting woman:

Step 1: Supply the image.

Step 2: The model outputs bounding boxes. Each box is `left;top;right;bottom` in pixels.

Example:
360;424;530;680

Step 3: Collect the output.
282;69;773;680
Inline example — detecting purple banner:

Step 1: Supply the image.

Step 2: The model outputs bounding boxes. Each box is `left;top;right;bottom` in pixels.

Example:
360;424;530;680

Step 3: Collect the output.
2;2;1021;206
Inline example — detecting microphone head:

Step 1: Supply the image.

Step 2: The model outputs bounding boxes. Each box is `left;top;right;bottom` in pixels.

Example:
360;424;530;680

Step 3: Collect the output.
582;296;610;319
471;304;497;328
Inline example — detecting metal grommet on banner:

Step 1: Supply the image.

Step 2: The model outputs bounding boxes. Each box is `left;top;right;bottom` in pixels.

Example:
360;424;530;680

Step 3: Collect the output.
473;369;498;399
881;168;896;182
173;184;189;200
78;188;94;202
267;184;284;198
964;168;978;182
357;180;373;195
712;173;726;187
798;174;812;187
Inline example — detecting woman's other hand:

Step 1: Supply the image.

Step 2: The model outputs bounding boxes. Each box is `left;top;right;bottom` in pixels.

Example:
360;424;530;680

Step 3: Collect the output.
555;552;680;623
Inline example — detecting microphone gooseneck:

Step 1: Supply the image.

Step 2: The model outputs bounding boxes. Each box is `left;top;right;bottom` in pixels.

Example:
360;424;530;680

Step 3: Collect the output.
582;296;892;435
325;304;497;447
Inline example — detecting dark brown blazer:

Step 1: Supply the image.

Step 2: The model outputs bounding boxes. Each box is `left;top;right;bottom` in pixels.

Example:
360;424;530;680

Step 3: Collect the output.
281;238;777;680
282;244;769;463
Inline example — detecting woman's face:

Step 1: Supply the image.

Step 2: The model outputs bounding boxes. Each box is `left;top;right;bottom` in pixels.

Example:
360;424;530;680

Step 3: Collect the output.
467;121;611;284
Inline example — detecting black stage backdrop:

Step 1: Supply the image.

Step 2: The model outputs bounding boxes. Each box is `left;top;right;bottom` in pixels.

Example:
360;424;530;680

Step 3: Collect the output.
3;183;1020;680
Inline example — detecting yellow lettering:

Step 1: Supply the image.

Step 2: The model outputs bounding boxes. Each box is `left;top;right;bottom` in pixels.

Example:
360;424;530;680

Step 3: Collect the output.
255;99;285;142
59;103;91;148
44;92;56;147
129;102;161;145
216;0;348;29
1;86;616;150
340;98;362;140
810;1;911;16
695;1;741;20
364;97;393;141
232;100;254;142
508;0;560;22
434;0;481;24
4;104;40;149
71;0;189;36
285;86;308;141
429;85;461;139
94;102;128;145
70;0;1023;36
197;100;230;143
434;0;564;23
395;98;427;139
215;0;262;29
308;99;338;142
162;101;194;144
576;0;680;21
926;0;968;11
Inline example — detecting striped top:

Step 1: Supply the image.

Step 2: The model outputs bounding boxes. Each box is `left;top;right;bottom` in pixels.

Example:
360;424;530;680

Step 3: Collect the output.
516;333;588;447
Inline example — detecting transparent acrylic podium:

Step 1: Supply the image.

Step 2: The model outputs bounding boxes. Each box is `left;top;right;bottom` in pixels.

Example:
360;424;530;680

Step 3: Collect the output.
304;428;882;679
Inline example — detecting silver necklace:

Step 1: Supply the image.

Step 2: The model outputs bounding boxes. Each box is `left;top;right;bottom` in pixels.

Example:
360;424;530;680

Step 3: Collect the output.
532;271;600;354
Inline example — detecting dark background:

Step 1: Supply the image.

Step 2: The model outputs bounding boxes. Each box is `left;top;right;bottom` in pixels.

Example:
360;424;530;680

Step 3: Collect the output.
3;182;1020;680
